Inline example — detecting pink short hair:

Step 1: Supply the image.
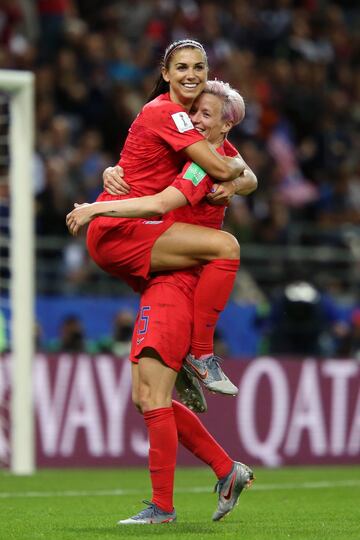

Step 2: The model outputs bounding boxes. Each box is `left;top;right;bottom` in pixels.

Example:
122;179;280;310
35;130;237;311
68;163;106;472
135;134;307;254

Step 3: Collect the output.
204;80;245;126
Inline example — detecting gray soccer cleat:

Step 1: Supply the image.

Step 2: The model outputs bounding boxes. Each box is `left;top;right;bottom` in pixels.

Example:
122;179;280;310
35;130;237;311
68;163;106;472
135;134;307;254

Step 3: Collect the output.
117;500;177;525
175;367;208;413
184;354;238;395
212;461;254;521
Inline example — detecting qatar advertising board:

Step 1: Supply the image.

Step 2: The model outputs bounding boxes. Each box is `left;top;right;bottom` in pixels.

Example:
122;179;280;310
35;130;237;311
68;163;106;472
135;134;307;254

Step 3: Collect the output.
0;355;359;467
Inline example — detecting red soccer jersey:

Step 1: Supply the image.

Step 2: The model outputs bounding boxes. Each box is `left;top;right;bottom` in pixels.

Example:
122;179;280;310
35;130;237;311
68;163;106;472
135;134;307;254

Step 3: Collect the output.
97;93;204;203
168;138;238;230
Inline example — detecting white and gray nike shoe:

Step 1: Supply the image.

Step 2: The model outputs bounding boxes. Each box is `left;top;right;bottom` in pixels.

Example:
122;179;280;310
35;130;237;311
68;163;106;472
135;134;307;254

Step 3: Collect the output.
184;354;238;395
118;500;177;525
212;461;254;521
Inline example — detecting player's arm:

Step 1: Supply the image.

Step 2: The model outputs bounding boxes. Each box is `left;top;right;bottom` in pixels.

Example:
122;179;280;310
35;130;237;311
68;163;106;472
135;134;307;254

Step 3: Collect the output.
231;156;258;196
184;140;246;181
207;158;257;204
102;147;246;196
66;187;187;236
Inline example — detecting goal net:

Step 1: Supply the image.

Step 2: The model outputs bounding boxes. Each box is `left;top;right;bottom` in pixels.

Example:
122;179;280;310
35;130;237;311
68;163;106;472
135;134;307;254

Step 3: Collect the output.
0;70;35;474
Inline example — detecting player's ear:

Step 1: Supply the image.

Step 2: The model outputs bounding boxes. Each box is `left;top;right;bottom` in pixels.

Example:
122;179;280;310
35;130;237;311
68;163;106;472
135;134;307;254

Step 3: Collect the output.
162;67;170;83
221;121;233;136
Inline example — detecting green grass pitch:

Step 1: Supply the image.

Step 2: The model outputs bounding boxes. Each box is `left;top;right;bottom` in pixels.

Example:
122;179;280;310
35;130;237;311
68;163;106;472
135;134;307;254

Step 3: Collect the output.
0;466;359;540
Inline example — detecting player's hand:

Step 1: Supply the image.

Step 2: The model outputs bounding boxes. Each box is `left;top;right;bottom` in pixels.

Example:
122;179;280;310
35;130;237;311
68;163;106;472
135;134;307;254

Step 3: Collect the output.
103;165;130;196
66;203;94;236
206;181;236;206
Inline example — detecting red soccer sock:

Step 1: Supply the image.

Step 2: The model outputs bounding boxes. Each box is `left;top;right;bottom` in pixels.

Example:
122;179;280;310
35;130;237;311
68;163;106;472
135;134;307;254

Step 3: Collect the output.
172;400;233;479
143;407;178;512
191;258;240;358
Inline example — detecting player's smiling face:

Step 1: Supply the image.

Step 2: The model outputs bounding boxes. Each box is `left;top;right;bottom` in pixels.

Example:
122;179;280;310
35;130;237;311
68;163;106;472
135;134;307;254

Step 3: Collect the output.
190;93;232;146
162;48;208;109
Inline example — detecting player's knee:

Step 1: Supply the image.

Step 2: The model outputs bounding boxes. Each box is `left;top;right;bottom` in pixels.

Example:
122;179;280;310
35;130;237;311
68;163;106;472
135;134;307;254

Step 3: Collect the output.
138;387;172;412
137;385;150;412
217;232;240;260
132;389;142;412
133;402;143;414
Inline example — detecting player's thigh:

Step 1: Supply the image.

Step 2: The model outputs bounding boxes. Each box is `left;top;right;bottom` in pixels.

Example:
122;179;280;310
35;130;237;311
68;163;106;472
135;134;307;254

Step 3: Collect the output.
150;222;239;271
131;364;141;411
138;352;178;411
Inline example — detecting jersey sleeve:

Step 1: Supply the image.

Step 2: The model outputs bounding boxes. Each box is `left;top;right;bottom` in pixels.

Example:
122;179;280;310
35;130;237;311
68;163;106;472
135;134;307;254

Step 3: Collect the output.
171;161;214;206
223;139;239;157
144;100;204;152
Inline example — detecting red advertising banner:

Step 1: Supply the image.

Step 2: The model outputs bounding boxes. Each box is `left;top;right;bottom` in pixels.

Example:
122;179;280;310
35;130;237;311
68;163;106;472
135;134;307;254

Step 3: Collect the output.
1;354;359;467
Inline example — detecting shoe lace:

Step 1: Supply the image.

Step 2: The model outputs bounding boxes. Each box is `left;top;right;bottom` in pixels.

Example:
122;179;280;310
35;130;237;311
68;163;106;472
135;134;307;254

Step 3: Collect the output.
211;355;224;367
140;500;170;517
135;500;157;519
207;355;226;381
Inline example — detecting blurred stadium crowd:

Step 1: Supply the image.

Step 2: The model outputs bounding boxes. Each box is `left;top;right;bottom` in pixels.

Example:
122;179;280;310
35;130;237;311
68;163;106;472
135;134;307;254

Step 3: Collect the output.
1;0;360;357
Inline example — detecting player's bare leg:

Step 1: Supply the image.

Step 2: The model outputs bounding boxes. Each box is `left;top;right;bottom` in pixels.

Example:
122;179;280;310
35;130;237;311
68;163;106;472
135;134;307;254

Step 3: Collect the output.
137;352;177;412
151;223;239;395
150;222;239;270
118;351;178;525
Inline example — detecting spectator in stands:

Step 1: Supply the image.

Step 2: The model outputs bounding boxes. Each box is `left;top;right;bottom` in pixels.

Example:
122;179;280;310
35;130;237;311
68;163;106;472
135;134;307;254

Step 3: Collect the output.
46;314;90;353
267;281;326;356
93;309;135;358
37;0;71;62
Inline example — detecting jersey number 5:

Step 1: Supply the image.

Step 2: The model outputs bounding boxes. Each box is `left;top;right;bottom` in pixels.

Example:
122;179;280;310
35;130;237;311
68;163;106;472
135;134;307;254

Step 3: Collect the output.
138;306;151;335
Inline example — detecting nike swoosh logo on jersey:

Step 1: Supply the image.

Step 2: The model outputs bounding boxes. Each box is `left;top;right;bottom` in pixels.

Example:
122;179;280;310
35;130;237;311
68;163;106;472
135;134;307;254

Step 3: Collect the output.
137;337;145;345
223;472;237;500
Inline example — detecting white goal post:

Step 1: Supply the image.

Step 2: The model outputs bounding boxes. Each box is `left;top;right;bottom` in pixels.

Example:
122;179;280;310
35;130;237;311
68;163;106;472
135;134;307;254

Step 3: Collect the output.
0;70;35;474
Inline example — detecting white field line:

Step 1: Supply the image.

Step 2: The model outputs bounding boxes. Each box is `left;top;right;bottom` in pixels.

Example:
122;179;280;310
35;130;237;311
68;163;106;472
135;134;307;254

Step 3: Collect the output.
0;479;360;499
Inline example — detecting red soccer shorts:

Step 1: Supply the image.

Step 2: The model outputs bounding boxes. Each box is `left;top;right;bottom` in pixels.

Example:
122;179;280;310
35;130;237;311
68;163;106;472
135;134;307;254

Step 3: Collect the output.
87;216;175;292
129;276;195;372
